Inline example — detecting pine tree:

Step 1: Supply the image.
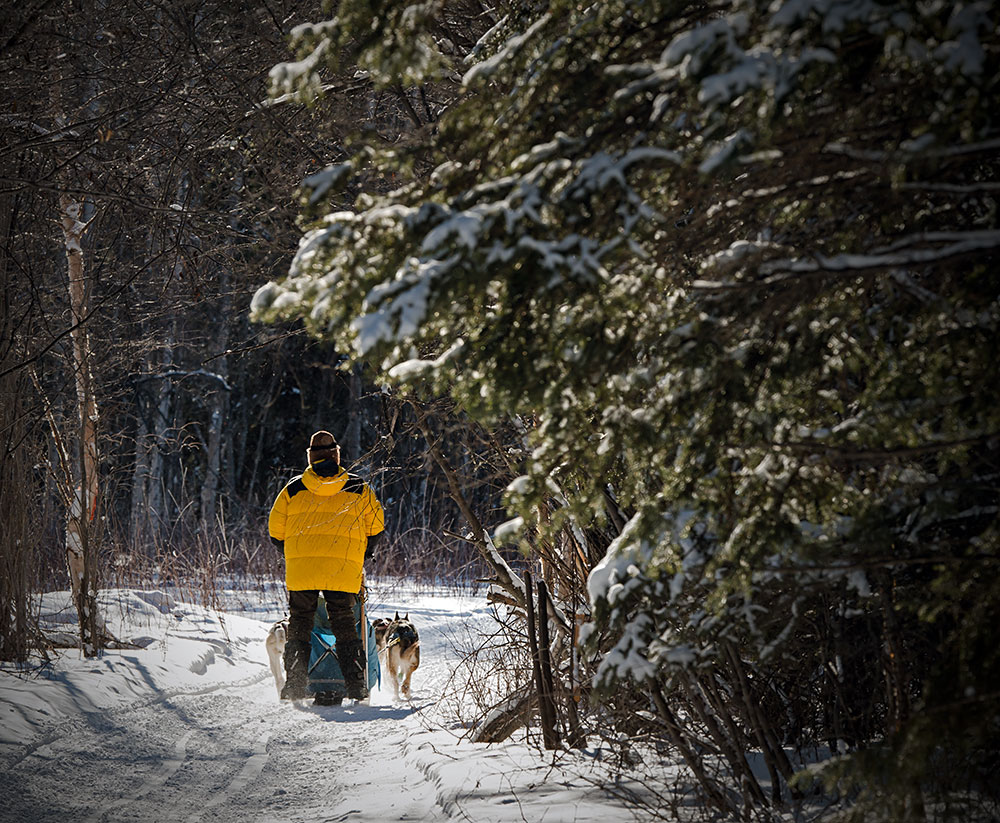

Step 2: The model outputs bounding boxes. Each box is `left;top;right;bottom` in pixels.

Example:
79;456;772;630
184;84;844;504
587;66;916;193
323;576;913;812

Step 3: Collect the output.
253;2;1000;817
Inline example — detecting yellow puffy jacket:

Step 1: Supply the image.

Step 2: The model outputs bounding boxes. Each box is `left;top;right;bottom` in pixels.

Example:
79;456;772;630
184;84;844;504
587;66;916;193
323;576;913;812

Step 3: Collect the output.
268;460;385;592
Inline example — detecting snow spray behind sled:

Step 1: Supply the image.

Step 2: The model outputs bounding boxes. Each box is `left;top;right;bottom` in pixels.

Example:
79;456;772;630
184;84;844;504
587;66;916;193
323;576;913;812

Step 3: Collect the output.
308;588;380;704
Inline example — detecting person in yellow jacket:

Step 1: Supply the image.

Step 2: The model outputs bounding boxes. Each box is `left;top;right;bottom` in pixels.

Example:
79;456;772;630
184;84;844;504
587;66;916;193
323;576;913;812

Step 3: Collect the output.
268;430;384;702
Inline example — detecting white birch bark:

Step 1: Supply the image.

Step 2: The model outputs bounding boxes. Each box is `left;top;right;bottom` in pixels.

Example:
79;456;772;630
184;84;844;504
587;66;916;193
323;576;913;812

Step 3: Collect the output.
59;192;102;656
200;274;230;529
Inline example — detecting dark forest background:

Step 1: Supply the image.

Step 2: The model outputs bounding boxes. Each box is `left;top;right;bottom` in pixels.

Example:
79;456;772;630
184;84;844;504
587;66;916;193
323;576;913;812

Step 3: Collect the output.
1;0;505;612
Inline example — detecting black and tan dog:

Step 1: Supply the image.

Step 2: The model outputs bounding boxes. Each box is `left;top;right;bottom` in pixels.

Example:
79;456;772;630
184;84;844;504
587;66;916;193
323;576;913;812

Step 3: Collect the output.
372;612;420;700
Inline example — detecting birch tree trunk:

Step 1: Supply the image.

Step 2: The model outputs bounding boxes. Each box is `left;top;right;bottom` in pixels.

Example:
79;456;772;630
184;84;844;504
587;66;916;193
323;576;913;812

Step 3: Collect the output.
200;311;229;529
60;193;102;657
200;203;233;529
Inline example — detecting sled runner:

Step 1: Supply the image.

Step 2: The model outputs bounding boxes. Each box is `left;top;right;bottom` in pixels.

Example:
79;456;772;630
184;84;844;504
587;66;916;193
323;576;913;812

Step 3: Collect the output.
308;589;380;705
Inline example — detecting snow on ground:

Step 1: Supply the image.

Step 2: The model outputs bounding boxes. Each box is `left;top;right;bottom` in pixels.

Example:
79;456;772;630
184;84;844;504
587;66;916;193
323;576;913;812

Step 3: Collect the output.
0;580;664;822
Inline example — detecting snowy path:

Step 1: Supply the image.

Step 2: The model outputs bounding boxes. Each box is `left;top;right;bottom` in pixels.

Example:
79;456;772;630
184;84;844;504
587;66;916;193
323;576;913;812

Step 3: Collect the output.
2;674;448;822
1;586;648;823
0;587;478;823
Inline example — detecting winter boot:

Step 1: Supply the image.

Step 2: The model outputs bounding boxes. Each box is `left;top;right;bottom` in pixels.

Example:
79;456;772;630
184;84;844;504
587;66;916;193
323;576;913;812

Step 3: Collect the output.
338;639;367;701
345;676;368;702
280;636;310;701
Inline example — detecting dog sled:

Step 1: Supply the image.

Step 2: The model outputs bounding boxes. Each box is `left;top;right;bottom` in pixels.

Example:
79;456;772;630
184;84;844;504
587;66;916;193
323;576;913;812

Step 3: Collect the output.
308;589;380;705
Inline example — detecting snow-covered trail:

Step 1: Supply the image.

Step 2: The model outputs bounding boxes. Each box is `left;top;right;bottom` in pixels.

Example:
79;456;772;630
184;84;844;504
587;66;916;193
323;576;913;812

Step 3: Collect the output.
2;675;441;823
2;585;649;823
0;587;483;823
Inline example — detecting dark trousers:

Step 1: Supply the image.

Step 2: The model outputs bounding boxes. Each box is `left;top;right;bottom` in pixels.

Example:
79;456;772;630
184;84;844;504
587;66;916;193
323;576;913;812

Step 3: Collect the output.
284;589;363;690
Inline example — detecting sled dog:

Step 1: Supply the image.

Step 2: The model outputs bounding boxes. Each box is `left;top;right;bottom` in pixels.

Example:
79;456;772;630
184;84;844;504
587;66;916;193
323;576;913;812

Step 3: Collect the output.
373;613;420;700
265;618;288;696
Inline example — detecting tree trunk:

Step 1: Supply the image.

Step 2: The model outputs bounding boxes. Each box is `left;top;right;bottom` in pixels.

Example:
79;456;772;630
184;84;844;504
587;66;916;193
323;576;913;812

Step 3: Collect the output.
200;317;229;529
60;193;102;657
534;577;561;749
201;200;234;529
130;344;152;554
472;685;536;744
0;189;38;662
145;331;175;546
0;372;39;663
200;401;224;528
343;364;362;463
